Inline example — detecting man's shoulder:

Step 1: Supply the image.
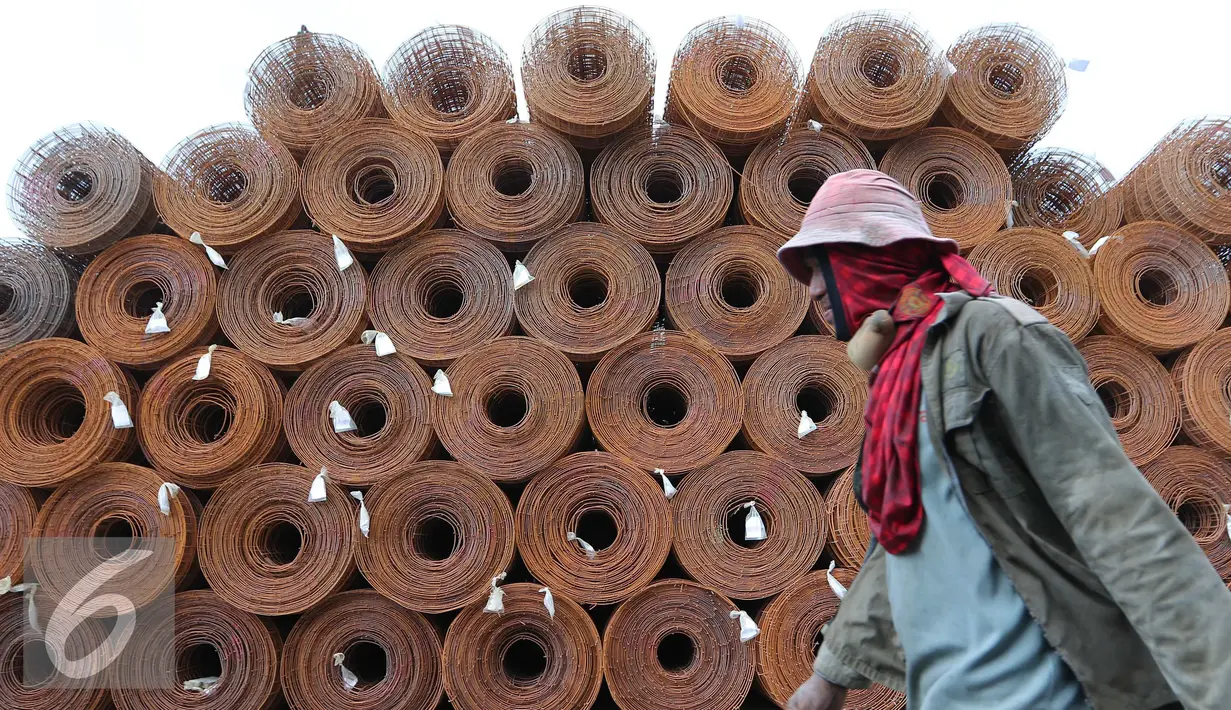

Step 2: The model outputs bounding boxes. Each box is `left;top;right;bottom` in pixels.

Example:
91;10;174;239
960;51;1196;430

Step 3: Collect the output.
952;295;1049;334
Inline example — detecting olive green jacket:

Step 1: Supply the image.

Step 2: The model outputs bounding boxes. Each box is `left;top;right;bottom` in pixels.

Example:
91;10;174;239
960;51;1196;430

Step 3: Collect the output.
813;293;1231;710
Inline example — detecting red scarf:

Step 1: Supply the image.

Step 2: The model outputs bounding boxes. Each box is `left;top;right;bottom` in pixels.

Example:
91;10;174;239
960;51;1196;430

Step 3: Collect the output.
825;242;992;554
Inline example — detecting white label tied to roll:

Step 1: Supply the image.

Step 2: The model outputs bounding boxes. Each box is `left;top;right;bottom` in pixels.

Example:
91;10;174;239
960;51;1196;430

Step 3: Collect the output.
730;610;760;643
512;260;535;290
189;232;228;269
1062;231;1091;259
361;330;396;356
332;653;359;691
10;582;39;634
158;482;181;516
193;345;218;381
308;468;329;503
807;120;823;132
1224;503;1230;542
798;410;818;439
273;311;308;327
332;235;354;273
144;301;170;335
827;560;848;600
329;401;358;433
183;677;220;694
1090;235;1121;255
1067;58;1090;72
484;573;507;614
743;502;767;542
103;391;134;429
539;587;555;619
1005;200;1018;229
655;468;677;500
431;370;453;397
350;490;370;538
567;532;597;560
0;577;10;595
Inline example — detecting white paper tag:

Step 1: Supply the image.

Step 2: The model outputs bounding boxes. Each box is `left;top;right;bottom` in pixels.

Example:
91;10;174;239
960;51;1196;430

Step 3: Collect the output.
539;587;555;619
11;582;39;633
1067;59;1090;72
361;330;396;356
807;119;823;132
797;410;818;439
189;232;228;269
1005;200;1017;229
655;468;677;500
144;301;170;334
308;468;329;503
103;391;134;429
827;560;848;600
567;532;597;560
743;502;767;541
484;573;507;614
329;401;358;433
946;58;958;74
273;311;308;326
350;490;370;538
192;344;218;381
431;370;453;397
332;653;359;690
1062;231;1091;259
1090;235;1121;255
1224;503;1230;542
513;260;535;290
730;609;760;643
183;677;220;694
332;235;354;272
0;577;11;595
733;14;745;29
158;482;181;516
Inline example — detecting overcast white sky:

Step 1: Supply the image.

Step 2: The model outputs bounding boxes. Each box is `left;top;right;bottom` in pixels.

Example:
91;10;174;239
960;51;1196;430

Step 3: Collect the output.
2;0;1228;238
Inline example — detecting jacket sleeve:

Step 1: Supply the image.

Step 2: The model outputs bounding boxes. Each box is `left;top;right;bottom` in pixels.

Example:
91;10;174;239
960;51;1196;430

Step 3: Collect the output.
977;318;1231;709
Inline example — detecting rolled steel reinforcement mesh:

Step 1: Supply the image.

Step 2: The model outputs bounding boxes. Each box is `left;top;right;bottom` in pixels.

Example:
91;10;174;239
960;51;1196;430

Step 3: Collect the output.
756;570;906;709
137;346;285;489
367;229;514;367
302;119;444;253
244;30;386;160
0;593;113;709
800;12;947;142
442;582;603;710
590;122;733;254
110;590;282;710
742;335;868;476
672;450;827;600
7;123;159;255
516;451;672;605
966;227;1101;341
665;16;800;156
75;234;218;369
382;25;517;153
0;241;75;351
1122;117;1231;245
1141;446;1231;582
604;579;756;710
154;124;302;253
1091;221;1230;353
879;126;1014;251
1077;336;1181;467
354;460;515;613
1171;328;1231;458
0;483;37;584
666;225;810;362
514;222;661;362
739;125;875;237
1009;148;1123;247
282;590;444;710
941;23;1068;153
522;6;655;149
284;344;434;487
827;466;873;569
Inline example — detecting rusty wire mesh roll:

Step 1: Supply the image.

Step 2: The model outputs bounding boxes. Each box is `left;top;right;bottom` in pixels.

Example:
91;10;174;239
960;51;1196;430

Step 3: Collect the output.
218;230;368;372
138;346;285;489
516;451;671;605
368;229;514;367
7;123;158;254
32;462;197;608
244;30;386;160
742;336;867;476
515;222;660;362
443;582;602;710
1077;336;1180;467
155;124;301;252
588;330;743;473
0;337;136;486
0;484;36;584
604;579;755;710
941;23;1068;152
1009;148;1123;246
590;123;733;254
383;25;517;153
803;12;947;142
111;590;282;710
0;593;112;710
302;119;444;254
966;227;1100;341
666;225;809;361
665;17;799;155
0;241;75;351
879;127;1013;251
756;570;905;710
285;344;433;487
434;336;584;482
199;463;355;615
1172;328;1231;458
1122;118;1231;245
1092;221;1229;353
282;590;443;710
673;450;826;600
444;121;584;252
1141;446;1231;580
827;466;872;569
355;460;514;613
76;234;218;369
739;126;875;237
522;6;655;149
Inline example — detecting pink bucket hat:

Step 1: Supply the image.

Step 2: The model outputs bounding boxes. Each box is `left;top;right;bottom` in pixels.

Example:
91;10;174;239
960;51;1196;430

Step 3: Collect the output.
776;169;957;286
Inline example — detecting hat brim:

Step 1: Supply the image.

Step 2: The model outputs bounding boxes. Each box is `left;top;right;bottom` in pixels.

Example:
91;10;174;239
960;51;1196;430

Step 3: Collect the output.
776;213;958;286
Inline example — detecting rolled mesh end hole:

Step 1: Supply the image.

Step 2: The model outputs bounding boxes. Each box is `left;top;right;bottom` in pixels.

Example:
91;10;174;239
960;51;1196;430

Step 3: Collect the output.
95;516;135;557
1137;268;1180;307
0;284;15;316
1018;267;1059;308
204;162;248;204
567;41;608;82
575;509;617;551
922;172;964;212
787;169;825;205
350;161;398;206
727;505;767;548
502;638;547;683
568;271;609;309
350;400;387;437
987;62;1024;97
645;169;684;205
1176;500;1214;536
39;387;86;442
720;270;760;309
423;281;464;319
718;55;758;93
429;70;473;115
19;639;56;687
1039;180;1083;224
414;516;459;561
486;388;528;428
860;48;902;88
656;633;696;672
1212;156;1231;191
262;521;303;566
288;71;330;110
186;399;232;444
177;643;223;685
56;169;94;202
124;281;165;318
644;384;688;428
344;641;388;686
797;385;836;424
493;160;533;197
279;288;315;320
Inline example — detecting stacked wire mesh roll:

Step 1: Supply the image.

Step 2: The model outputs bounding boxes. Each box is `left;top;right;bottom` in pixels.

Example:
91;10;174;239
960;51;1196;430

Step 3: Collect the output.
3;10;1231;710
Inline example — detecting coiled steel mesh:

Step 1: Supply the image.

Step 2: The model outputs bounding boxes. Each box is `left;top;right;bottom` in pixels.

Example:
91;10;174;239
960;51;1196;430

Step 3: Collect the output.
1141;446;1231;582
0;241;75;351
0;593;112;710
1171;328;1231;458
1077;336;1180;467
1009;148;1123;247
0;484;37;584
383;25;517;153
827;466;872;569
1122;117;1231;245
522;6;655;148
